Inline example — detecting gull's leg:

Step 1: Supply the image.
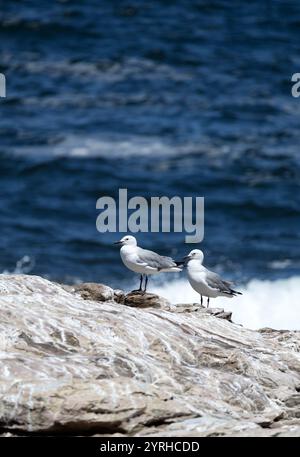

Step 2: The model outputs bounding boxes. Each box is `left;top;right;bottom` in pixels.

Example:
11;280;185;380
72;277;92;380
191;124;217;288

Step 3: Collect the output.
207;297;210;308
200;295;203;306
131;274;144;293
139;274;143;291
143;275;148;293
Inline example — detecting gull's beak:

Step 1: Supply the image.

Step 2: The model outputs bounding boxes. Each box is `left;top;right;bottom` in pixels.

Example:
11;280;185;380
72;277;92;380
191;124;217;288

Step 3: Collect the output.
176;255;190;266
114;240;123;246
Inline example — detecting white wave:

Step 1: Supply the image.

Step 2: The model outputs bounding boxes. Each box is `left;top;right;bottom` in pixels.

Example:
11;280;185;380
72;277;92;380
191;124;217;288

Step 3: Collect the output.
2;256;35;275
52;135;178;158
22;57;191;82
150;276;300;330
268;259;292;269
14;134;206;159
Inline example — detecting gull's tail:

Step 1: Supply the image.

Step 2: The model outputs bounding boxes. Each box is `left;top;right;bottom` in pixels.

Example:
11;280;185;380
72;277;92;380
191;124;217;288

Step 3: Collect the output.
230;289;242;296
175;260;185;268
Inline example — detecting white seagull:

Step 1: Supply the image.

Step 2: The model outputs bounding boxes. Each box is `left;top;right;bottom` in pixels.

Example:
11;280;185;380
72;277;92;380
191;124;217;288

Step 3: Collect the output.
184;249;242;307
114;235;182;293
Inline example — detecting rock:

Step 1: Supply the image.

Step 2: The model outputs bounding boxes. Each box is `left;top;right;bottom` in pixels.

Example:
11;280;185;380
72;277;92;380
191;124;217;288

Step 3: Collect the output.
74;282;114;302
206;307;232;321
214;311;232;321
124;291;170;309
172;303;233;322
113;289;126;304
0;274;299;436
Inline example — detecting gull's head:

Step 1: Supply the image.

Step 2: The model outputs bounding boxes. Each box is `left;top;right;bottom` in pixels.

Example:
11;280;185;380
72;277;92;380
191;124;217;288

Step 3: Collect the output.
184;249;204;264
114;235;137;247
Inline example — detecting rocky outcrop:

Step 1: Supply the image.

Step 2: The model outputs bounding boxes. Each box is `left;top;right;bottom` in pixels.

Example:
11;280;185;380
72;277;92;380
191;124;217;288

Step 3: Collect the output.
0;274;299;436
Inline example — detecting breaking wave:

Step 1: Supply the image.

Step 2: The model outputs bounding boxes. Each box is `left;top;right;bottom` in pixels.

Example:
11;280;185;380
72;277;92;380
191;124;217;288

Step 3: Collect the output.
151;275;300;331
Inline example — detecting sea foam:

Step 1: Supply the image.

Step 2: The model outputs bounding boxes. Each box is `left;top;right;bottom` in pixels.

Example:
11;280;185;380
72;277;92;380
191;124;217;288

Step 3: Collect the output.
150;276;300;330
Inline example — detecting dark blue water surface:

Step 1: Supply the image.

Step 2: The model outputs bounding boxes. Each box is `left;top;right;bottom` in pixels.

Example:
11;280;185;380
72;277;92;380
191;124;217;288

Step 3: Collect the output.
1;0;300;287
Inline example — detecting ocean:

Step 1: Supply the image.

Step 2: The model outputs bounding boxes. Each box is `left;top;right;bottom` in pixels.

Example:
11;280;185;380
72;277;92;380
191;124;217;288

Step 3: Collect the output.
0;0;300;329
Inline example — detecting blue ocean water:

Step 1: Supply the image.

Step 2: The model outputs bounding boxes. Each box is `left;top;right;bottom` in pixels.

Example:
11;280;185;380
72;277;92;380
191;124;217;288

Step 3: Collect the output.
0;1;300;328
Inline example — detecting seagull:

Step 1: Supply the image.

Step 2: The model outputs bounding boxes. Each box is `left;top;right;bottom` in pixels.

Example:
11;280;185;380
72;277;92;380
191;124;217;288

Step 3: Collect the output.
183;249;242;307
114;235;182;293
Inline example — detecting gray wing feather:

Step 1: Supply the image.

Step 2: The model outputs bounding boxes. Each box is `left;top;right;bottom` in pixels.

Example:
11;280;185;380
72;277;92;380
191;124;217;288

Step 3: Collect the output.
205;270;233;293
136;247;177;269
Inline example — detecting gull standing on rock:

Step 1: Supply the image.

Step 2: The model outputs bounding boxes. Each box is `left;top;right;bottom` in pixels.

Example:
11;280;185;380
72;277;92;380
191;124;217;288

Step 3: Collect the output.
114;235;182;293
183;249;242;307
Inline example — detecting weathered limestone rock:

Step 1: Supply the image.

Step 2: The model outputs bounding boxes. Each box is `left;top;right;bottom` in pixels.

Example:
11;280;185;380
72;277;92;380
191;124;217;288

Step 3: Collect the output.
0;274;299;436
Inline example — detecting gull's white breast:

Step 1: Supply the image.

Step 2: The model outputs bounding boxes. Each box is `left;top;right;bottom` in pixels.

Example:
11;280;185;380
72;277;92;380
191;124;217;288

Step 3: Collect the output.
187;262;219;298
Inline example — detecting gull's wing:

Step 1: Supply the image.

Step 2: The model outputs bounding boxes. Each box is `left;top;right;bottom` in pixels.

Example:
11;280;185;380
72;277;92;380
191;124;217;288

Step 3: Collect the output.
136;247;177;270
205;269;234;294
